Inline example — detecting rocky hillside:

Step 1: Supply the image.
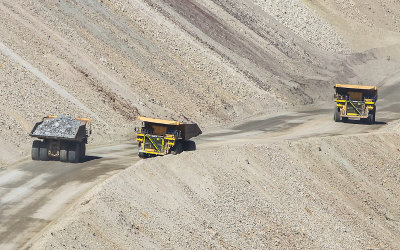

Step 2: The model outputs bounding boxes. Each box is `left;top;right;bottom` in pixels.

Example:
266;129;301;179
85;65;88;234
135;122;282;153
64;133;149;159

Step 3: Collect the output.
1;0;400;164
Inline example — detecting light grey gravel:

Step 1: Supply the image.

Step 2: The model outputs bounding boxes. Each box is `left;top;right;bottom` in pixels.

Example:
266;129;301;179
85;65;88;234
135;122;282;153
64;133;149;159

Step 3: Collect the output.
32;115;82;139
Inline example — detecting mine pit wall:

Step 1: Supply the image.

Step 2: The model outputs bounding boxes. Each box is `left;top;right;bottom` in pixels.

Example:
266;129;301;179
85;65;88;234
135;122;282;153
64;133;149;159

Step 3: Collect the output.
3;0;400;166
31;131;400;249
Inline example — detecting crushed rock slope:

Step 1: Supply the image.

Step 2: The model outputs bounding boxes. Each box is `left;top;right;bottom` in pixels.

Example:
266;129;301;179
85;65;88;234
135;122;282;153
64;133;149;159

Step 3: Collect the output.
2;0;400;164
31;131;400;249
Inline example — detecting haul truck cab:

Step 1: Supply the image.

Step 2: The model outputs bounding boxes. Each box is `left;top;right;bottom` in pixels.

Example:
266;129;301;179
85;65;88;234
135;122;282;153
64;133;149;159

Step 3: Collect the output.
334;84;378;124
136;116;202;158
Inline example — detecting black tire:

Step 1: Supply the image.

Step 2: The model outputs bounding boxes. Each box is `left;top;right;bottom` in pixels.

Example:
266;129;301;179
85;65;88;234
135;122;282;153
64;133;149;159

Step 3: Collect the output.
183;140;196;151
367;114;374;125
80;143;86;160
68;143;81;163
60;142;68;162
39;141;49;161
138;152;147;158
334;109;341;122
171;141;183;155
138;143;146;158
31;140;41;160
372;108;376;123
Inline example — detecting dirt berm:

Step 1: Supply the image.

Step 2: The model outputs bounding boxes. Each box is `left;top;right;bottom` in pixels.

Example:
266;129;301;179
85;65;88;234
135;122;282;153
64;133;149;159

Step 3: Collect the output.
30;129;400;249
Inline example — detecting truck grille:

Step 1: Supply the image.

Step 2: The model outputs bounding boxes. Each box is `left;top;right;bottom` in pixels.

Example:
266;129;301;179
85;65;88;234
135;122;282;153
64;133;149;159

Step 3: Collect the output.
144;135;163;152
346;101;365;115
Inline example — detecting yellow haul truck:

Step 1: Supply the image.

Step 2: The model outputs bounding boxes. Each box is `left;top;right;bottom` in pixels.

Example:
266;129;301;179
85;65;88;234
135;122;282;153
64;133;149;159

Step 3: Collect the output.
334;84;378;124
136;116;202;158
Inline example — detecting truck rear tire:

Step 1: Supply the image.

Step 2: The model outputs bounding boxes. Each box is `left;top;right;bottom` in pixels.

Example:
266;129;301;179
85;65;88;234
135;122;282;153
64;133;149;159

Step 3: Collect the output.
68;143;81;163
39;141;49;161
80;143;86;160
334;110;341;122
32;140;41;160
184;140;196;151
60;142;68;162
138;152;147;158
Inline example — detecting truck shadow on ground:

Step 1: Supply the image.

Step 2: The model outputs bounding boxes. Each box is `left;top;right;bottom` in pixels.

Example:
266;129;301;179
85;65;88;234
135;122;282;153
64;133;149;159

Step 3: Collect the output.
80;156;102;163
342;120;387;125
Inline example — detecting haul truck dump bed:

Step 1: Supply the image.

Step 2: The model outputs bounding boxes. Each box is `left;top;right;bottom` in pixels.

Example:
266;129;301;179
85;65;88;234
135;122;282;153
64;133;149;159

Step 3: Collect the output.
136;116;202;158
30;115;91;163
334;84;378;124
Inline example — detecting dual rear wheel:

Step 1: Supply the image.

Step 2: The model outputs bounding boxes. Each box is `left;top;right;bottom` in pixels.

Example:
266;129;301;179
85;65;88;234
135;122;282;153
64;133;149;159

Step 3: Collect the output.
31;140;49;161
61;142;85;163
32;140;86;163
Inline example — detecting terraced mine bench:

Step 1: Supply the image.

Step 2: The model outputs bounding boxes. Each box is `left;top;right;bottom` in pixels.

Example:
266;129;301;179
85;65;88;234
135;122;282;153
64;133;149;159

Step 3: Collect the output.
30;115;91;163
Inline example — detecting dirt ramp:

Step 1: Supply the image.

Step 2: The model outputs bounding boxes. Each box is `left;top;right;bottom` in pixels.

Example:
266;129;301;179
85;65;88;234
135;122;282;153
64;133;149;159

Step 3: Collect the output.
30;132;400;249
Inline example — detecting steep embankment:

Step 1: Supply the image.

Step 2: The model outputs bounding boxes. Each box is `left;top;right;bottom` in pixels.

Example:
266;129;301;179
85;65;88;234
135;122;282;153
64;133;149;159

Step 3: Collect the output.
30;129;400;249
4;0;399;164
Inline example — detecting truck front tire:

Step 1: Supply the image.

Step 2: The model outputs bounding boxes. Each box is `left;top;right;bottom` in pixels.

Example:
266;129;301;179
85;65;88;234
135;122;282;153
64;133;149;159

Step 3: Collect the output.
138;152;147;158
171;141;183;155
372;108;376;124
334;109;341;122
367;114;374;125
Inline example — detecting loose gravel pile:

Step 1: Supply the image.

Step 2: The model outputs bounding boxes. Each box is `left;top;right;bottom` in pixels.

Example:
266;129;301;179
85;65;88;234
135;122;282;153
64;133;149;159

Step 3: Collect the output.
32;115;82;139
